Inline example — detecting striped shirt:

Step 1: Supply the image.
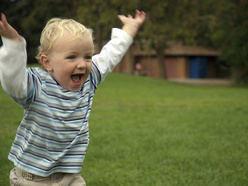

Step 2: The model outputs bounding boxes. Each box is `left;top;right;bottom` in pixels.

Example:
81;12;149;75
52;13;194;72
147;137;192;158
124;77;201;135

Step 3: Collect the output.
0;28;133;176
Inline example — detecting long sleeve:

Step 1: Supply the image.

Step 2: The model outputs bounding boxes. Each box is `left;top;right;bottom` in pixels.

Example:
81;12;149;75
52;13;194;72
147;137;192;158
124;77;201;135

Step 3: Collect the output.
92;28;133;83
0;37;27;98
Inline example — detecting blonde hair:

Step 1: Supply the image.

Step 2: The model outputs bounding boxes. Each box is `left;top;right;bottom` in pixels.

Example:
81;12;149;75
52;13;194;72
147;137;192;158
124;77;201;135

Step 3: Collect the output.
36;18;93;63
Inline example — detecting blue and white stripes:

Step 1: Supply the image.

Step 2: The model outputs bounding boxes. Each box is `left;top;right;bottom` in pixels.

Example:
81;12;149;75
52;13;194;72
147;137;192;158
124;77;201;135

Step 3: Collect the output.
8;66;98;176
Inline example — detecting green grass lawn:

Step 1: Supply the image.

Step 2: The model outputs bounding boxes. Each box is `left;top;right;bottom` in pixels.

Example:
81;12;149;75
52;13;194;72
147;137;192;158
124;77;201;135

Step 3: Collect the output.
0;73;248;185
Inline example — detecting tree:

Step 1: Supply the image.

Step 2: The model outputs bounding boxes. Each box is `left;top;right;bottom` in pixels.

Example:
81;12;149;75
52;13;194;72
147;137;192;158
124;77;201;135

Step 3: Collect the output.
2;0;80;63
140;0;193;78
217;0;248;83
76;0;137;52
3;0;247;83
139;0;226;78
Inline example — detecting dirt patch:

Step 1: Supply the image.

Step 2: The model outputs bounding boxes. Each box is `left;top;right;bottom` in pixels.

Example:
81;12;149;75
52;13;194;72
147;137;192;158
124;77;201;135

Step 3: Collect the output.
168;78;234;86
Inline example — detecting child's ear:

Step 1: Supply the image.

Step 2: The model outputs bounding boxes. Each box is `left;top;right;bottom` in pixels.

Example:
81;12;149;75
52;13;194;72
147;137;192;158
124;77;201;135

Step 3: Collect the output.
40;54;53;72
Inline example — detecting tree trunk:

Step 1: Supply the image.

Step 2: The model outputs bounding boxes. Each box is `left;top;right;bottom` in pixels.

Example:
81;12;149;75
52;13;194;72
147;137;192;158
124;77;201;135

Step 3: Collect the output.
95;24;103;53
156;47;167;78
125;48;134;74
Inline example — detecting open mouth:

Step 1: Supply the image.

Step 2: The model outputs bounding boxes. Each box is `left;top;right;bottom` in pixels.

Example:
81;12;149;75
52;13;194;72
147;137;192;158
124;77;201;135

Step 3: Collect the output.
71;74;83;86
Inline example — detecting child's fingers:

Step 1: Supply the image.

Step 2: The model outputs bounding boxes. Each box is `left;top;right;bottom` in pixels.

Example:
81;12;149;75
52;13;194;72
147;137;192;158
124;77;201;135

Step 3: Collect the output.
1;13;9;28
0;13;7;31
0;13;4;21
1;13;6;25
141;11;146;18
136;10;146;18
117;15;126;23
0;22;5;35
0;13;4;27
135;10;141;17
0;14;7;36
135;10;146;24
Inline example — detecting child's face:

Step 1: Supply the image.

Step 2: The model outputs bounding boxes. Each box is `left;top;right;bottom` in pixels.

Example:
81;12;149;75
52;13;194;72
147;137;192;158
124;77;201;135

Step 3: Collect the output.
42;32;94;92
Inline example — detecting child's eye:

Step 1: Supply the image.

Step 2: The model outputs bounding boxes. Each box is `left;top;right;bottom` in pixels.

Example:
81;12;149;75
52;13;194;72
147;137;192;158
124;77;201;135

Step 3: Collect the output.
85;55;92;60
67;55;76;60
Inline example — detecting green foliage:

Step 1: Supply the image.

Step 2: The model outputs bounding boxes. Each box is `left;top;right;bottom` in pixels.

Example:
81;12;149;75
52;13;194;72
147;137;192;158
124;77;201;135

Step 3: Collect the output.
76;0;137;50
1;0;248;81
2;0;80;63
140;0;248;82
140;0;223;48
218;0;248;83
76;0;119;38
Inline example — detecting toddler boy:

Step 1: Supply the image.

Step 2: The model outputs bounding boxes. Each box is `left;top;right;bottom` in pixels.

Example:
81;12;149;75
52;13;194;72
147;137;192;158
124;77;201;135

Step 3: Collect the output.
0;10;145;186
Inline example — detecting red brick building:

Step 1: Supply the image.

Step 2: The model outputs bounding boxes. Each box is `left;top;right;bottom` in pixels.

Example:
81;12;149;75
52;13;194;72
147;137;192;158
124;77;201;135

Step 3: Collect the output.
114;42;229;79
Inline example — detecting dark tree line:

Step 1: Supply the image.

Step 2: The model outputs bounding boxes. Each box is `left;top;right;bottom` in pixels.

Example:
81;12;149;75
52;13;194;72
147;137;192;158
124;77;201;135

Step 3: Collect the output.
1;0;248;83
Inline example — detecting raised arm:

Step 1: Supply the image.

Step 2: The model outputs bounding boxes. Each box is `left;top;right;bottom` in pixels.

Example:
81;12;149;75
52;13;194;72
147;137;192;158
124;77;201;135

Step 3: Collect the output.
0;13;27;99
92;10;146;83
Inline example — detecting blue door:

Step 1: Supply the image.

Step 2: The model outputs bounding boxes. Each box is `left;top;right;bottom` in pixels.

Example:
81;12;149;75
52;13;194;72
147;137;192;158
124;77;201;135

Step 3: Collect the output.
190;57;208;78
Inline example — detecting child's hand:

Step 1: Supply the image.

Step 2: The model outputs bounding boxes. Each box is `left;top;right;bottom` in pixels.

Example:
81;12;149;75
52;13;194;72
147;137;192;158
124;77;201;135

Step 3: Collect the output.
0;13;20;42
118;10;146;39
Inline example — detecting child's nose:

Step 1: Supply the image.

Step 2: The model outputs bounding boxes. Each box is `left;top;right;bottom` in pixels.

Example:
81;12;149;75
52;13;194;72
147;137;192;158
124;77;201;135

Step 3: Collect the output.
77;59;87;69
